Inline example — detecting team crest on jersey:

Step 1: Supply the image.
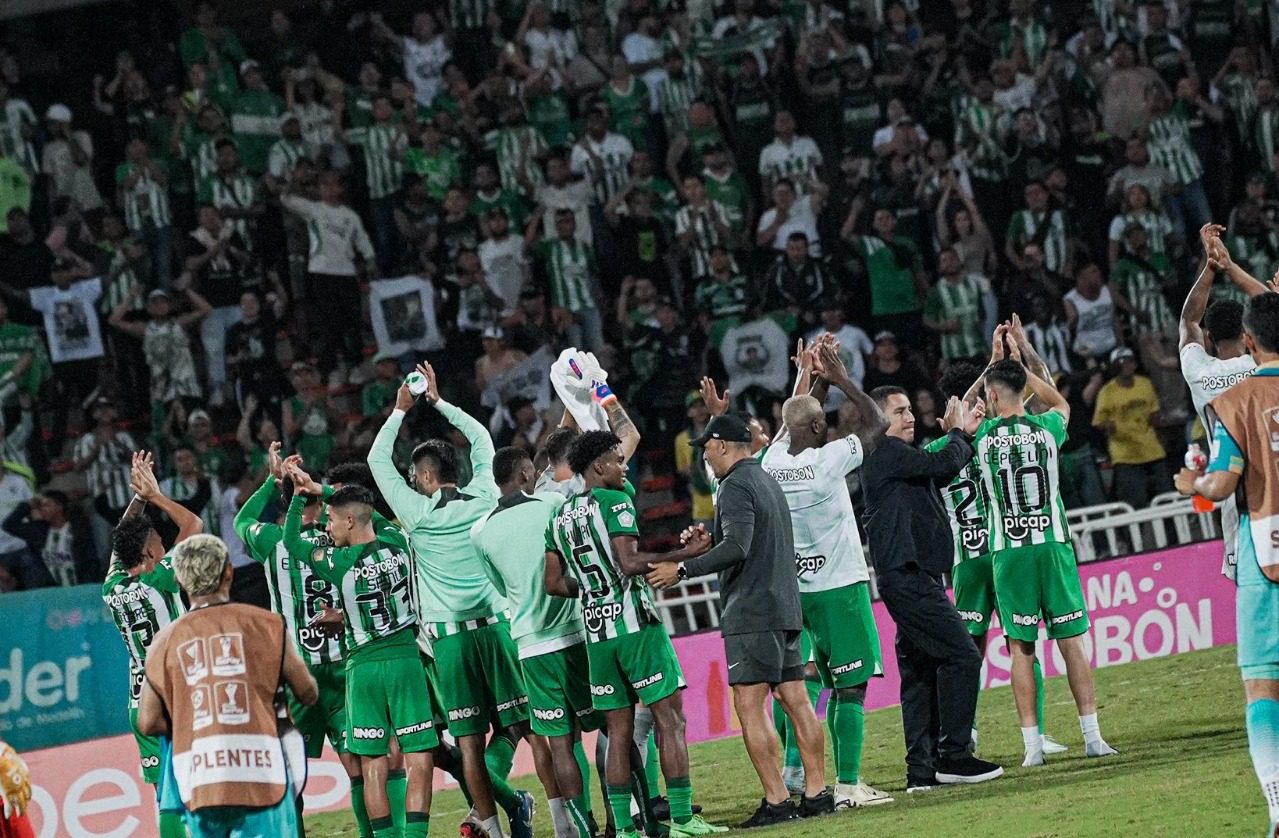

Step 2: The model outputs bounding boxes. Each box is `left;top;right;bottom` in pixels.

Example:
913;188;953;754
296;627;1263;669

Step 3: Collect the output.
617;510;635;528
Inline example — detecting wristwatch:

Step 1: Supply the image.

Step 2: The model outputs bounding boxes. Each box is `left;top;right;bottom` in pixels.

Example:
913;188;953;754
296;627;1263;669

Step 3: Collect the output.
676;564;688;581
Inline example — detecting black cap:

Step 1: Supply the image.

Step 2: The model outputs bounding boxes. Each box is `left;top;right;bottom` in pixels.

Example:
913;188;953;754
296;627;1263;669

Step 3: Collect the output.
689;414;752;447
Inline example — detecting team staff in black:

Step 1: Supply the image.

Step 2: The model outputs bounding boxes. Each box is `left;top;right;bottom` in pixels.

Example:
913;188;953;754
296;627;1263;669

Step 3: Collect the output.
648;413;832;827
861;386;1005;791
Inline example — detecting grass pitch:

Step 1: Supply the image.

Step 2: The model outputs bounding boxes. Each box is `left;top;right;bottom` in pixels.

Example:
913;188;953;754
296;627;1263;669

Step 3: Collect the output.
307;644;1259;837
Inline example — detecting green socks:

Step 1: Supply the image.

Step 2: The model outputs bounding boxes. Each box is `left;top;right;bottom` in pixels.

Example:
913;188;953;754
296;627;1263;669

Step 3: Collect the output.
607;785;633;832
644;733;660;797
388;769;407;835
371;816;395;838
830;695;866;784
158;812;186;838
404;812;430;838
1034;656;1046;732
350;777;373;838
566;798;593;838
573;739;593;816
666;776;692;824
486;733;521;811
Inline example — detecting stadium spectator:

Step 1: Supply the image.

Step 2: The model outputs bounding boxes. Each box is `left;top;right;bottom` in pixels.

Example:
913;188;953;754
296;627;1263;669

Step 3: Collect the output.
1093;347;1169;509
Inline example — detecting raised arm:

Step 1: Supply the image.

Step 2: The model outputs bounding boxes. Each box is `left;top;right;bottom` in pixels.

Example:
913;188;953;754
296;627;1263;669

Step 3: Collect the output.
133;453;202;543
423;362;497;497
1180;224;1222;350
1214;236;1272;298
818;341;888;452
368;387;430;531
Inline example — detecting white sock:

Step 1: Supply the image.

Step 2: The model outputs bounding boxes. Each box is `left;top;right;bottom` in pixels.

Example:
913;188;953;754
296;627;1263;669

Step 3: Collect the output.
971;727;979;746
1021;726;1042;753
482;814;507;838
548;798;571;838
1079;713;1101;747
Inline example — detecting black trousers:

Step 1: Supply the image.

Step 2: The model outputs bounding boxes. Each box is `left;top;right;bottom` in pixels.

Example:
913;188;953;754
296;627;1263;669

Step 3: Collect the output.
877;565;982;783
230;561;271;610
307;273;363;372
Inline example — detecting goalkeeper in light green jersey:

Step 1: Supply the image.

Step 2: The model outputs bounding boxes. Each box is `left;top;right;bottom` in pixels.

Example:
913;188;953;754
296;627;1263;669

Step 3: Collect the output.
368;362;535;838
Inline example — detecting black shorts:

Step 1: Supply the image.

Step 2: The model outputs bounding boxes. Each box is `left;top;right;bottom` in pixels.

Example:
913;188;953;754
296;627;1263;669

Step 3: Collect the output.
724;630;804;686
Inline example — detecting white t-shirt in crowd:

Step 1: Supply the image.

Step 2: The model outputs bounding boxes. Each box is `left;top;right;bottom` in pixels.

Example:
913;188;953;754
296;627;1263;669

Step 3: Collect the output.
0;471;32;555
479;235;530;315
757;196;822;256
29;277;104;363
404;35;451;106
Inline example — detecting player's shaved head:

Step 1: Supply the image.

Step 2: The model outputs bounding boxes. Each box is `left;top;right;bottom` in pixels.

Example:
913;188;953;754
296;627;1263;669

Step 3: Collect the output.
1244;293;1279;353
984;359;1027;397
328;485;374;526
493;446;533;485
782;394;824;431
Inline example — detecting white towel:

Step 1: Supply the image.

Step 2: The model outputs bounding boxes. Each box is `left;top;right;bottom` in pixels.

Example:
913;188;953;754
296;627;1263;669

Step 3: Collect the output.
550;347;609;431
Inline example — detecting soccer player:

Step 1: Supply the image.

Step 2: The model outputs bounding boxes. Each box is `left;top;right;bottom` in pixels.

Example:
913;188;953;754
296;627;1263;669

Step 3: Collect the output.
976;357;1117;766
933;334;1066;757
103;451;203;838
544;430;726;838
1180;227;1267;578
233;444;369;835
283;475;434;838
368;363;535;838
472;447;597;838
1175;291;1279;836
760;345;893;809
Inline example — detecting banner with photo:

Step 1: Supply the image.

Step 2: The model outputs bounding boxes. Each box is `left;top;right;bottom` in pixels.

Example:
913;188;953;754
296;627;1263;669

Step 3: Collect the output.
368;276;446;358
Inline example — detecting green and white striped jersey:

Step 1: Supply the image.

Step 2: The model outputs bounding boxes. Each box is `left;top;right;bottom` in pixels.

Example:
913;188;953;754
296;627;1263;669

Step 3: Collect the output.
974;411;1072;551
102;553;186;706
953;96;1008;181
285;495;418;656
1007;209;1069;274
1147;101;1203;185
924;275;989;360
925;436;991;563
545;484;658;642
348;122;407;199
538;237;596;312
234;477;344;666
198;172;260;246
472;491;586;658
368;402;506;631
1255;104;1279;169
488;125;548;197
115;162;173;230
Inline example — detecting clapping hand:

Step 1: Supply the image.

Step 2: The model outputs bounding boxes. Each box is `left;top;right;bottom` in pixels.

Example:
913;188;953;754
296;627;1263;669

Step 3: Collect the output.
267;441;284;480
680;523;711;554
131;451;159;501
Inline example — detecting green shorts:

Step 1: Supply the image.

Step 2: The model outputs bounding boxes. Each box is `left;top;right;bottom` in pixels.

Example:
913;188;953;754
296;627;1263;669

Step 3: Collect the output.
345;633;439;756
431;619;530;737
953;554;996;637
292;660;348;758
586;623;685;712
129;704;162;785
992;542;1090;643
523;642;603;737
800;582;883;688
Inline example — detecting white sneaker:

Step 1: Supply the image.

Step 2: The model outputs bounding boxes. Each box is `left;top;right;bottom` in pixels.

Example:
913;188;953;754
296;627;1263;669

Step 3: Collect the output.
1022;750;1045;768
782;766;806;796
833;782;894;809
1085;739;1119;757
1041;734;1068;754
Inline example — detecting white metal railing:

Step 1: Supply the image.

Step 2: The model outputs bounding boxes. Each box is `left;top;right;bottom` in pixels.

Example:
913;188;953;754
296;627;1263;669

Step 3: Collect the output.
656;498;1216;635
1071;497;1218;562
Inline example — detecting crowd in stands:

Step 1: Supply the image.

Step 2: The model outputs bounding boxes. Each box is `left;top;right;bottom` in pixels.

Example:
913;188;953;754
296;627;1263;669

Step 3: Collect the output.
0;0;1265;595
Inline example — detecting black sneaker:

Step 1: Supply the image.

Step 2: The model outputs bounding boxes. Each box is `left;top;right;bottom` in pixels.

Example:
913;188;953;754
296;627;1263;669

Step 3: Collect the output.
798;789;835;817
935;755;1004;785
648;797;703;819
739;799;800;829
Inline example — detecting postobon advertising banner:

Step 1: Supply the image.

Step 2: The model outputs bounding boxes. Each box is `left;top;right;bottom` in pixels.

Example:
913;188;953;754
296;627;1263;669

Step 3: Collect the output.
0;584;130;751
18;541;1236;836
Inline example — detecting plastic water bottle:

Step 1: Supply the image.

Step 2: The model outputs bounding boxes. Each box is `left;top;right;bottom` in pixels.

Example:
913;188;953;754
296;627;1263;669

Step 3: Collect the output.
1184;444;1215;512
